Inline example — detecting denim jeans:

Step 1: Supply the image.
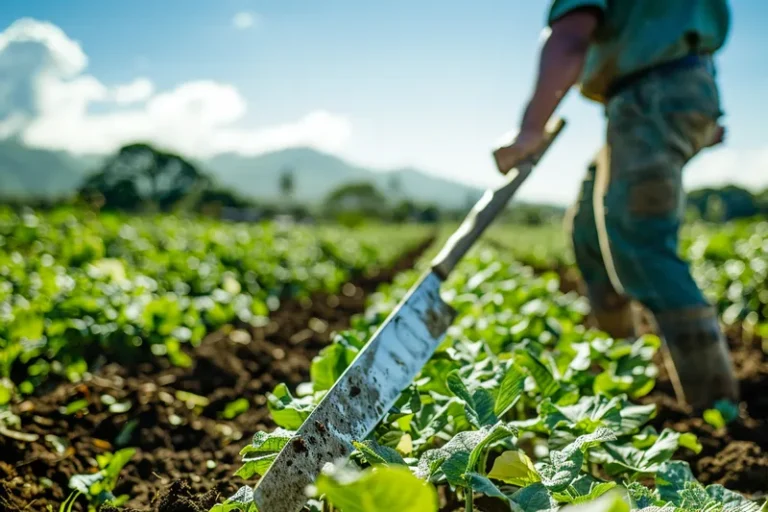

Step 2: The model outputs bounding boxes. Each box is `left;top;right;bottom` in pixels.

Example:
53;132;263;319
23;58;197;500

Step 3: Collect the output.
566;63;722;322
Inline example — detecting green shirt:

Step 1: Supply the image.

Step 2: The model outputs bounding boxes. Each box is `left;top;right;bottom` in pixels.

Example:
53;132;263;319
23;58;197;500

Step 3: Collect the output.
547;0;731;103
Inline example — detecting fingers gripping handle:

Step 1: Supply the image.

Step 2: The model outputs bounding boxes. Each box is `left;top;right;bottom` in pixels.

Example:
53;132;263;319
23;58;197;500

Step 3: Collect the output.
431;117;566;280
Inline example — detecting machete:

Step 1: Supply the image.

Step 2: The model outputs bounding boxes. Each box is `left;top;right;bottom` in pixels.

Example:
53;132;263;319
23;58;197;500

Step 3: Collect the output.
251;117;566;512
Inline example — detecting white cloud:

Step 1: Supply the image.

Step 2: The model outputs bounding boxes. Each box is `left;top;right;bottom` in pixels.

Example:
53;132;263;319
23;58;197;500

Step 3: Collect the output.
112;78;154;104
0;18;350;158
232;12;258;30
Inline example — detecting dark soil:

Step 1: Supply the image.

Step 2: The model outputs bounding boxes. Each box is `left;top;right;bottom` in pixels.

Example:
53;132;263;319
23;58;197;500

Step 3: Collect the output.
0;237;434;512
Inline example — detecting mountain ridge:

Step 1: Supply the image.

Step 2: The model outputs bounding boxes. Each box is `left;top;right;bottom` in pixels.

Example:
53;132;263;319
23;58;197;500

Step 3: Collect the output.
0;142;492;208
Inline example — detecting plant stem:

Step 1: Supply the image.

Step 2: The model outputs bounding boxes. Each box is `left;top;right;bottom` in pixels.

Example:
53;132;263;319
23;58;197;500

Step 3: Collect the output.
464;488;474;512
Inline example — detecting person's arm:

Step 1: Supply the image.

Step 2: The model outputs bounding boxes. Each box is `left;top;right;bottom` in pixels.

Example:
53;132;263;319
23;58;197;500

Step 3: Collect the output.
494;7;602;174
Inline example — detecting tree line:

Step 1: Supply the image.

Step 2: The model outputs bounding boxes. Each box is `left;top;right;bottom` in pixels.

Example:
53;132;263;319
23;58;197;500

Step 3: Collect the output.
1;141;765;226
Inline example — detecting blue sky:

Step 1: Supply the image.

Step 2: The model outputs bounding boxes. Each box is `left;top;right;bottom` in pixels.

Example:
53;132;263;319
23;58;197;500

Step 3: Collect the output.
2;1;766;205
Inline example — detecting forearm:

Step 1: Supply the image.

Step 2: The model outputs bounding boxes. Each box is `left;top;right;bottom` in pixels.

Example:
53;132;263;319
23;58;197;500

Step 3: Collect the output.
520;28;591;132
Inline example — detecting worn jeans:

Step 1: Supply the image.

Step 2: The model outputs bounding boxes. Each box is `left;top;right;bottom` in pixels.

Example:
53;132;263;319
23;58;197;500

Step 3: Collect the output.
565;63;723;335
563;62;740;409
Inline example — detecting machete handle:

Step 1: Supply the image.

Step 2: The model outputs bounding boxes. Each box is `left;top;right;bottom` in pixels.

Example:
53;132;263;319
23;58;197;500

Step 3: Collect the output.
431;117;566;280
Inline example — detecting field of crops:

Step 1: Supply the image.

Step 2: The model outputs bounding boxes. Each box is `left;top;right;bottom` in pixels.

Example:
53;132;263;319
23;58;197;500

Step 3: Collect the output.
1;209;767;512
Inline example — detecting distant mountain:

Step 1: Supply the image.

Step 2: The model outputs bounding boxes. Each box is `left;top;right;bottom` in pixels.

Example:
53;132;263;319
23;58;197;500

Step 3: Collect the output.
205;147;485;208
0;142;486;208
0;139;91;198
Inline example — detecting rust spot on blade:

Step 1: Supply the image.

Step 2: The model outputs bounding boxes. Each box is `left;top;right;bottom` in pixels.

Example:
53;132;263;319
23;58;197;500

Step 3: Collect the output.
292;437;308;455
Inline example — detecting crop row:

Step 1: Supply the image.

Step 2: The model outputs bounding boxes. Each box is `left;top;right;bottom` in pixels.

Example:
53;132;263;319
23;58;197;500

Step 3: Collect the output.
0;208;429;404
219;220;768;511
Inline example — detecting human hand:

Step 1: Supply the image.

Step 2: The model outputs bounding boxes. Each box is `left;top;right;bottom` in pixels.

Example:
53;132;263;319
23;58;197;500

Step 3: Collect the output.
492;128;545;175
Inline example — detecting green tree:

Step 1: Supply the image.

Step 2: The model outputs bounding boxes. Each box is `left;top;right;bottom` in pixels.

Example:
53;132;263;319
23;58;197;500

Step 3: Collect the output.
323;182;388;226
78;143;212;212
392;199;416;223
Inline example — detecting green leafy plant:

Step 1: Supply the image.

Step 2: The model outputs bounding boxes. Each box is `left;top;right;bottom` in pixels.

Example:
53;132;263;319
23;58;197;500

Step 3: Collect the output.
0;208;430;401
68;448;136;509
219;236;766;511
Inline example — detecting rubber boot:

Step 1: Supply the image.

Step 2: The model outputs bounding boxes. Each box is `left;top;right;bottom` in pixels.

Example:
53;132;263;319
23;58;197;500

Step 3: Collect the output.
592;304;636;340
590;285;637;340
653;306;739;412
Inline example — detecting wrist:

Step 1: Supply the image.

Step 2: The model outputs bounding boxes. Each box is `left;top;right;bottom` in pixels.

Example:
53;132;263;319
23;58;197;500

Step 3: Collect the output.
520;103;548;134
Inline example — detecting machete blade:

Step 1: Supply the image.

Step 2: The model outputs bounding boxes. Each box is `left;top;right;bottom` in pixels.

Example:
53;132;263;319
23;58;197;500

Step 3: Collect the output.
252;270;455;512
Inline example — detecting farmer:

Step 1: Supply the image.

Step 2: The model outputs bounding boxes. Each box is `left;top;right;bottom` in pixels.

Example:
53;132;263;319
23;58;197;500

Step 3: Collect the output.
492;1;739;412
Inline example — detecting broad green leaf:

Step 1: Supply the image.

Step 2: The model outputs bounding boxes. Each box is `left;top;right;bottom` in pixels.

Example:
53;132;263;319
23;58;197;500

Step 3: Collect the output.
538;450;583;493
551;474;618;504
678;481;711;510
510;483;558;512
353;440;406;466
311;343;358;392
603;429;699;477
655;460;696;505
514;350;561;399
618;403;657;435
706;484;762;512
316;464;438;512
467;423;517;472
415;423;517;481
540;395;622;435
538;429;616;492
266;383;314;430
236;429;294;479
440;451;471;487
446;370;498;428
464;472;512;504
488;450;540;487
494;363;526;416
470;388;498;427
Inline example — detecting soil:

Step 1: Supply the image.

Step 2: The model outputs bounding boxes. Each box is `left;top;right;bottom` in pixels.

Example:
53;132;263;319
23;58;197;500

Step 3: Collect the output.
0;237;434;512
